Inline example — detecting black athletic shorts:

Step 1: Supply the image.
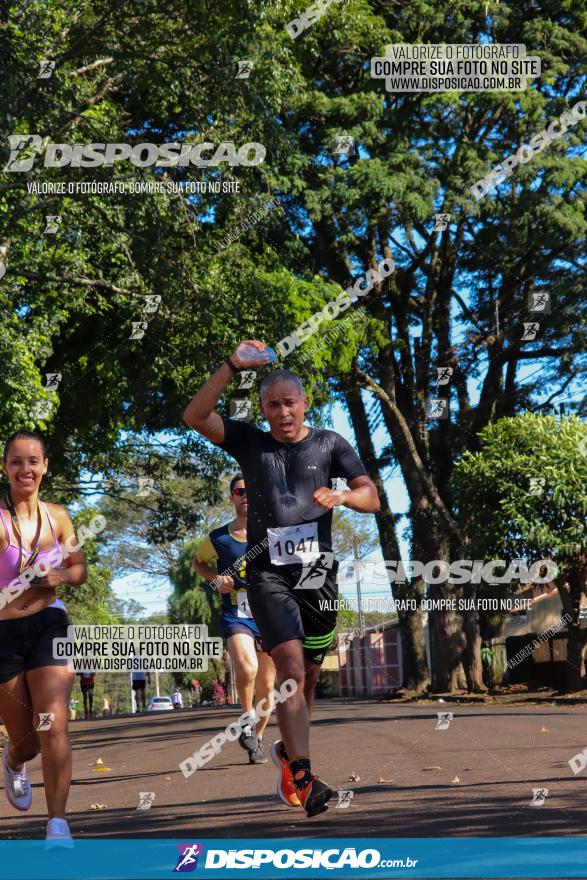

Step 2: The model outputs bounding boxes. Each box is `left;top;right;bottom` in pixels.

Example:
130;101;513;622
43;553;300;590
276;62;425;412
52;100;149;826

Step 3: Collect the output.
0;607;70;684
247;563;338;665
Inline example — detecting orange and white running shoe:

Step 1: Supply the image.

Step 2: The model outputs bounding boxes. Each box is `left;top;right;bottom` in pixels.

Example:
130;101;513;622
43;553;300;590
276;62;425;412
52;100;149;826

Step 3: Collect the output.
270;740;301;808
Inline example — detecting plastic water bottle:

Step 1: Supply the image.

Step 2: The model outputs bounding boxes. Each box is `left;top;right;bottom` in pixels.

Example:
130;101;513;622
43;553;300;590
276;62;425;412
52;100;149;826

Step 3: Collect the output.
236;343;278;365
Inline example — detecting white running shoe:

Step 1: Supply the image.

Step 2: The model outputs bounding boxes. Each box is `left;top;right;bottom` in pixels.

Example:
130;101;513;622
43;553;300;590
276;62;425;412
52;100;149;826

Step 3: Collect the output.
2;744;32;811
45;818;74;848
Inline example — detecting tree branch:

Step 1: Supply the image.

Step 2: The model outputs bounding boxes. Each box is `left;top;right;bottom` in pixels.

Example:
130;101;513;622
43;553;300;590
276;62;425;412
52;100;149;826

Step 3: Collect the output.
355;367;465;549
17;270;135;297
68;57;114;77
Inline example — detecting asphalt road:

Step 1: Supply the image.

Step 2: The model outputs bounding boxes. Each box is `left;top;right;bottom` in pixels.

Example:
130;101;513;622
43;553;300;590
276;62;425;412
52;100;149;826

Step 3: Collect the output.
2;698;587;843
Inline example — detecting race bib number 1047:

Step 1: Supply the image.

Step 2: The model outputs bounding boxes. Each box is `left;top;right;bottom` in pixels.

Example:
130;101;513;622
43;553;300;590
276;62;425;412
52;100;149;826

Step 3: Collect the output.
267;522;320;566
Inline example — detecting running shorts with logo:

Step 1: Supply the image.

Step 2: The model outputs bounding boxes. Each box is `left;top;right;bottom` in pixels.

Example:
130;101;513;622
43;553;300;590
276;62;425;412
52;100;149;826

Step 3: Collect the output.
0;607;70;684
218;416;368;665
247;562;338;664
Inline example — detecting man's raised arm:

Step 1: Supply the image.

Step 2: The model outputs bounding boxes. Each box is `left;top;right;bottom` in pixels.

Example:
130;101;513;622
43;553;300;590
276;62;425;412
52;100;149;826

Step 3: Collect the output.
183;339;269;445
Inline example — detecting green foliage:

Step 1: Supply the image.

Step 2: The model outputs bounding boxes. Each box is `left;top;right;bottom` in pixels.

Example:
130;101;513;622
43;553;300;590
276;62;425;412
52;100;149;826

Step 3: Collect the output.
1;0;585;694
2;0;584;497
57;506;119;623
453;414;587;576
168;538;222;636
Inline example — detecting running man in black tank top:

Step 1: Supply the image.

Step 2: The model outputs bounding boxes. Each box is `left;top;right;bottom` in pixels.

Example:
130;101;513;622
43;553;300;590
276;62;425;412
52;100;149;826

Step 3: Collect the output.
183;340;380;817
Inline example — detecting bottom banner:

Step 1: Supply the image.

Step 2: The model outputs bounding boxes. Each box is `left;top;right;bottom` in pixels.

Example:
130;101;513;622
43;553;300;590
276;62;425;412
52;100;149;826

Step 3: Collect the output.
1;837;586;879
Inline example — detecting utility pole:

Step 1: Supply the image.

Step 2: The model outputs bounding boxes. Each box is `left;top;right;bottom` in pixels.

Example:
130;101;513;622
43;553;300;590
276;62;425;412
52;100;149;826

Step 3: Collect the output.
353;536;372;695
353;536;365;635
130;672;135;713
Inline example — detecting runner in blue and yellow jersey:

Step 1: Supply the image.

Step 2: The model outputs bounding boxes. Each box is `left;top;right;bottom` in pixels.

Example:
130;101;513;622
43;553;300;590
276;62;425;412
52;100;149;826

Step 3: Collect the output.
193;474;277;768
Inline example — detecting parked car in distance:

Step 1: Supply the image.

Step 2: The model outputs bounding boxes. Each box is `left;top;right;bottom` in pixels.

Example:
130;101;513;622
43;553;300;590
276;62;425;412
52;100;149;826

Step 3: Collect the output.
147;696;174;712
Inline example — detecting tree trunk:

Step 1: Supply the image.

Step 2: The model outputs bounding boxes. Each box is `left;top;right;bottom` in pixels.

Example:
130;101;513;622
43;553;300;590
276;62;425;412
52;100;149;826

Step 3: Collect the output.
377;391;465;692
557;556;587;691
352;351;484;693
427;581;466;691
396;595;429;692
344;384;429;692
460;584;487;692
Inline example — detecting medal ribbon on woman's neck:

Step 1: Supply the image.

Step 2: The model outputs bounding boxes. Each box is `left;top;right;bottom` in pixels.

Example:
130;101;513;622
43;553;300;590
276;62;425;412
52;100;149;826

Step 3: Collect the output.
5;495;42;574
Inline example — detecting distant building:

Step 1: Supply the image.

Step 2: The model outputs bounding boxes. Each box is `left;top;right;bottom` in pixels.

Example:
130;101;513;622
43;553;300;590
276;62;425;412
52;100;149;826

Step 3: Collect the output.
331;582;578;695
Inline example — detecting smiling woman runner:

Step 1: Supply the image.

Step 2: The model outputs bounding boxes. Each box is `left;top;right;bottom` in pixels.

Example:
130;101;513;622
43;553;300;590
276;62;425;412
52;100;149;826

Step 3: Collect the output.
0;429;87;847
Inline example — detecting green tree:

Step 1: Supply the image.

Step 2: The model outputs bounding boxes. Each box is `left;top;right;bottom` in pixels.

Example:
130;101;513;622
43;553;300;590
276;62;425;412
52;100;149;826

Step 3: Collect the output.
168;538;222;633
3;0;586;697
52;506;119;623
167;540;226;690
453;414;587;689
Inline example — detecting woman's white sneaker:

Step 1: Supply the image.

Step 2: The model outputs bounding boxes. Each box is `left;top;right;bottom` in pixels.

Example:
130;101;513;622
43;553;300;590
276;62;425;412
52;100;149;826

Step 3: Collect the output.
2;745;32;811
45;818;74;848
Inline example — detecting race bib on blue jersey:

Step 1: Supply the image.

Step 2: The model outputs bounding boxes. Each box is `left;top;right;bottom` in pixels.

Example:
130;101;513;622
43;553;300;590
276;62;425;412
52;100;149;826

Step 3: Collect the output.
236;589;253;619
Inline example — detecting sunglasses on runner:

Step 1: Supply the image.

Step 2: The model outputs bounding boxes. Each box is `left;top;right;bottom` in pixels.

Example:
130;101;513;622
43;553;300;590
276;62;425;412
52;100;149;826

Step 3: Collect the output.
232;487;246;496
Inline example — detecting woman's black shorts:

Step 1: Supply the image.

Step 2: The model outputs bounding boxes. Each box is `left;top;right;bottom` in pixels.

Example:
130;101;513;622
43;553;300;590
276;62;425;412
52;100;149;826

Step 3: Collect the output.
0;607;70;684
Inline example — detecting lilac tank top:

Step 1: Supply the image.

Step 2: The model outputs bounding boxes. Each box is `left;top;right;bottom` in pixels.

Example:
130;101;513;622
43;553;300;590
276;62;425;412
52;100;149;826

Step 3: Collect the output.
0;502;66;611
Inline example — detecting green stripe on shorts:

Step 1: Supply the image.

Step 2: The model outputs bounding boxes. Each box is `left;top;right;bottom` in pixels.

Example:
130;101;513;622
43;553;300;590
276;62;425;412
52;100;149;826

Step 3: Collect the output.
303;628;336;648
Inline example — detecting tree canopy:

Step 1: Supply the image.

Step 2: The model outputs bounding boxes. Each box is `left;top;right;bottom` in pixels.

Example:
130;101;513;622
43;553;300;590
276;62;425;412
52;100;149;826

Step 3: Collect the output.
2;0;585;692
